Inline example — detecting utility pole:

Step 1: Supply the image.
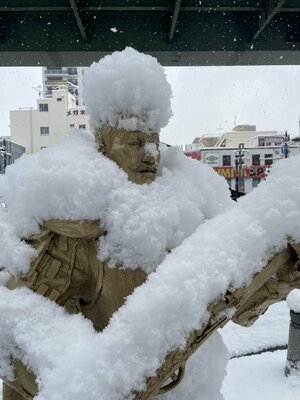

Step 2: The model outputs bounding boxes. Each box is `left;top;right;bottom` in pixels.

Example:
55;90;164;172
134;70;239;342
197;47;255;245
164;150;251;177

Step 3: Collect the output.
234;143;245;200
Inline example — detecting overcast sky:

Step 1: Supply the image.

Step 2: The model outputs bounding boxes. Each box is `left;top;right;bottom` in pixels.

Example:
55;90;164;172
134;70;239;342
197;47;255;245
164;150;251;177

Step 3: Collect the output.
1;65;300;146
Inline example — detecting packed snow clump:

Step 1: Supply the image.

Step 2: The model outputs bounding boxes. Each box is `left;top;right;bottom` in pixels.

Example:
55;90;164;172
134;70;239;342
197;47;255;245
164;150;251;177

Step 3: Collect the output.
0;199;36;273
0;130;232;275
287;289;300;312
83;47;172;133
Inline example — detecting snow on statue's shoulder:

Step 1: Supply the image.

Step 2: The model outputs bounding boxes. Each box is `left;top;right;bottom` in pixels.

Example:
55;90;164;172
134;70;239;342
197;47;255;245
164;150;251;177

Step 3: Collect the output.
0;201;36;276
0;130;127;274
83;47;173;133
0;129;232;276
1;130;126;233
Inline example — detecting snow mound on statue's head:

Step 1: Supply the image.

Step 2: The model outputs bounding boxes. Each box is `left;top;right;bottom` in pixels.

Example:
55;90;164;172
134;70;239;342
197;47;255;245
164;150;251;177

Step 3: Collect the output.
83;47;172;133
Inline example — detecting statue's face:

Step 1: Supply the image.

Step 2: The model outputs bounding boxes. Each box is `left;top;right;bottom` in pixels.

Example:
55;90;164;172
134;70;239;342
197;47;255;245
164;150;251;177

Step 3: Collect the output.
106;129;160;184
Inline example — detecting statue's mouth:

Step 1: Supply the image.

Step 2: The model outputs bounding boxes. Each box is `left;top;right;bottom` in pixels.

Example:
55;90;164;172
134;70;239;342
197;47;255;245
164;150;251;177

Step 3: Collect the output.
138;168;157;174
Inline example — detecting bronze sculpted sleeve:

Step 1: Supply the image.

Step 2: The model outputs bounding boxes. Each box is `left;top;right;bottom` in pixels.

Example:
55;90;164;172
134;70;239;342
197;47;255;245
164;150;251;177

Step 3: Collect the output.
3;218;148;399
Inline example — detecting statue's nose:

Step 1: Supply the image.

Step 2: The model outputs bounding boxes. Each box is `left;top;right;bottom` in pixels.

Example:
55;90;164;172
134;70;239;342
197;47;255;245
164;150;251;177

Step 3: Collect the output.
142;152;157;167
143;151;155;161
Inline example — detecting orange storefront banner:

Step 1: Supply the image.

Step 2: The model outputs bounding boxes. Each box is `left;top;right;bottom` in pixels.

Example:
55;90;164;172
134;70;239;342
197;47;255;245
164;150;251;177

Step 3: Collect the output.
213;166;268;179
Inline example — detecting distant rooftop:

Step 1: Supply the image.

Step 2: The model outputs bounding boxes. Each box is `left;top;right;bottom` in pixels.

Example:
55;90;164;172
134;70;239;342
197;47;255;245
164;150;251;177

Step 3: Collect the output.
232;125;256;132
193;135;220;148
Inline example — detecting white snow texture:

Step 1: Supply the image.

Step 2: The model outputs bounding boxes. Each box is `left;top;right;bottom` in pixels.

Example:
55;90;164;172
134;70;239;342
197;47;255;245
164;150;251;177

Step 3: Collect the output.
287;289;300;312
0;133;300;399
83;47;173;133
0;130;231;275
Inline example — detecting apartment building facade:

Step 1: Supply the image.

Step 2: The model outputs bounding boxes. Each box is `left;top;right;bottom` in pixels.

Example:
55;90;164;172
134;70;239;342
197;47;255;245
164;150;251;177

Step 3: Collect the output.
42;67;85;106
10;87;91;153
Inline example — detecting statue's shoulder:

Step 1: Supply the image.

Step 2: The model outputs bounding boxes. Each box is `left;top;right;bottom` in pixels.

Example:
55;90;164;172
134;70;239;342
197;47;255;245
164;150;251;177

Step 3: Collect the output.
28;219;102;242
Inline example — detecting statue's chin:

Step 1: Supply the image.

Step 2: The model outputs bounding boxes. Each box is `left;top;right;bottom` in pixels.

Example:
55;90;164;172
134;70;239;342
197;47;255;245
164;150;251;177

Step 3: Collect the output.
128;171;156;185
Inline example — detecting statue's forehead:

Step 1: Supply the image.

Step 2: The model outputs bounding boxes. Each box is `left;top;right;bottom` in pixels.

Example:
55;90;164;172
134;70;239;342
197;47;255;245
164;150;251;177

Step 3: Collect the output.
113;130;159;142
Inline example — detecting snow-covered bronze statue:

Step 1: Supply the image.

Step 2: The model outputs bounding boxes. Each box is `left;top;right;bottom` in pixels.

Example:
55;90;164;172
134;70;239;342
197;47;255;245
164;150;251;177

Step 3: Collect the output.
0;48;300;400
1;49;166;400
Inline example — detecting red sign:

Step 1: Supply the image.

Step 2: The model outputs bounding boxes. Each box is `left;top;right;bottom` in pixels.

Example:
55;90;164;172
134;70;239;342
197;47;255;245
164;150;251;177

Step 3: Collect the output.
213;166;268;179
184;151;201;160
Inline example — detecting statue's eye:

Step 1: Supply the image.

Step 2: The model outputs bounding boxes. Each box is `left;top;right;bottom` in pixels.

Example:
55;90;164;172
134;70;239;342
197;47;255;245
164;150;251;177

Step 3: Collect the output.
128;140;140;146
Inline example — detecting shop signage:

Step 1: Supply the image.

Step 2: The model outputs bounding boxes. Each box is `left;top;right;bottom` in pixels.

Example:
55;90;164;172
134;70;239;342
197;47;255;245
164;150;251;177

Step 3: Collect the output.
214;166;268;179
205;152;219;165
67;109;86;116
184;151;201;160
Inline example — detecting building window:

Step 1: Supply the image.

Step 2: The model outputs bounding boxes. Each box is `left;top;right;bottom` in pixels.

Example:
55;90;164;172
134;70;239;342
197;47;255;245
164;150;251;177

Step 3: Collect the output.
67;68;77;75
222;155;231;166
78;124;86;129
40;147;47;150
69;78;78;85
252;154;260;166
39;103;48;112
40;126;49;135
70;124;75;128
252;179;260;188
45;68;62;74
57;98;62;102
265;154;273;166
46;76;63;81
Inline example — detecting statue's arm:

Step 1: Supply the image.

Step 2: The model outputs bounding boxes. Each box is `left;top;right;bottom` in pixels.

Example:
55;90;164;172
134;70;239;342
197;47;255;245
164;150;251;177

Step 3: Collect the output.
6;220;102;312
2;221;102;398
132;243;300;399
232;243;300;326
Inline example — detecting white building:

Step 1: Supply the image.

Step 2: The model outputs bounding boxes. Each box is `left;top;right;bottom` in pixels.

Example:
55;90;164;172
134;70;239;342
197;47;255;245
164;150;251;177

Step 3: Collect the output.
202;145;299;194
216;125;286;148
186;144;300;195
185;125;288;151
42;67;85;106
10;86;91;153
184;125;299;195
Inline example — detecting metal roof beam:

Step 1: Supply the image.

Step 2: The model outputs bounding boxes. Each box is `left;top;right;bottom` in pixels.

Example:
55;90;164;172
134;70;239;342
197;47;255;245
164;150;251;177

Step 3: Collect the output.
0;7;70;12
69;0;87;41
4;6;300;13
0;6;261;12
169;0;182;41
253;0;286;40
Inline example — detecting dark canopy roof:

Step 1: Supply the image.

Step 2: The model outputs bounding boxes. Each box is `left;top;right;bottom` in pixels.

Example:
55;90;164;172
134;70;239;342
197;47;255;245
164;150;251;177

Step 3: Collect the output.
1;0;300;66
